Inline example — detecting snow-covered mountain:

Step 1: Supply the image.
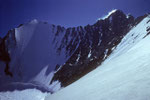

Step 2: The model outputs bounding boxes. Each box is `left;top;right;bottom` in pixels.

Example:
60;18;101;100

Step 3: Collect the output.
0;9;150;98
0;19;71;92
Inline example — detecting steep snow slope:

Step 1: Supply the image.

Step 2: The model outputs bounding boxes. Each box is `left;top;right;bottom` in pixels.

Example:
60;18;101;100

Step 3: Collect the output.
45;16;150;100
11;20;67;78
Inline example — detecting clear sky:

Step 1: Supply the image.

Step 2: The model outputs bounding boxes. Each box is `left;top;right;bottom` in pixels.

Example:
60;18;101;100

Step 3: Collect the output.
0;0;150;37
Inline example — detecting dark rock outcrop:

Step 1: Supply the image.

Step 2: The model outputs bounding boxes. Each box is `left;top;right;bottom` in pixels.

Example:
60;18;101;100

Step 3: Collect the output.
0;29;16;77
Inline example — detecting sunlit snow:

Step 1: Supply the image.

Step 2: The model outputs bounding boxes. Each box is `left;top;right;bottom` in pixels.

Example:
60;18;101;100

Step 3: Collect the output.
0;89;47;100
98;9;117;20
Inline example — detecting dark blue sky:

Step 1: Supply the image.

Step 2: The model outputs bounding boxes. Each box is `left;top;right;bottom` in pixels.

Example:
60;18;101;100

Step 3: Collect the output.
0;0;150;37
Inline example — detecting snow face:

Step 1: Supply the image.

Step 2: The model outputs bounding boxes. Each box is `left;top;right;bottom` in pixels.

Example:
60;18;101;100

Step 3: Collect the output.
45;16;150;100
10;22;64;82
0;20;71;92
0;89;47;100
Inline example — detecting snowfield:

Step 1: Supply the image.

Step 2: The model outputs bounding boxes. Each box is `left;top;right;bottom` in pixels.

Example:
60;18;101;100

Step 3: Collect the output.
0;89;47;100
45;16;150;100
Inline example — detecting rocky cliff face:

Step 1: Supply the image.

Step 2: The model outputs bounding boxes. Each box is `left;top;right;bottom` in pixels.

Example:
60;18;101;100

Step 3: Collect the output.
0;10;148;92
0;29;16;77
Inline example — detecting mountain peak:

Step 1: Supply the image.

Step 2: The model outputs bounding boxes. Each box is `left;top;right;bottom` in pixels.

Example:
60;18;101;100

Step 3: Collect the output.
103;9;118;19
98;9;118;20
30;19;39;24
97;9;128;21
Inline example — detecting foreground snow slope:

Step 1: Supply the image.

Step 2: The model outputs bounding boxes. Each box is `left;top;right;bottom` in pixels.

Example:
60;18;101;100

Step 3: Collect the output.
45;16;150;100
0;89;47;100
